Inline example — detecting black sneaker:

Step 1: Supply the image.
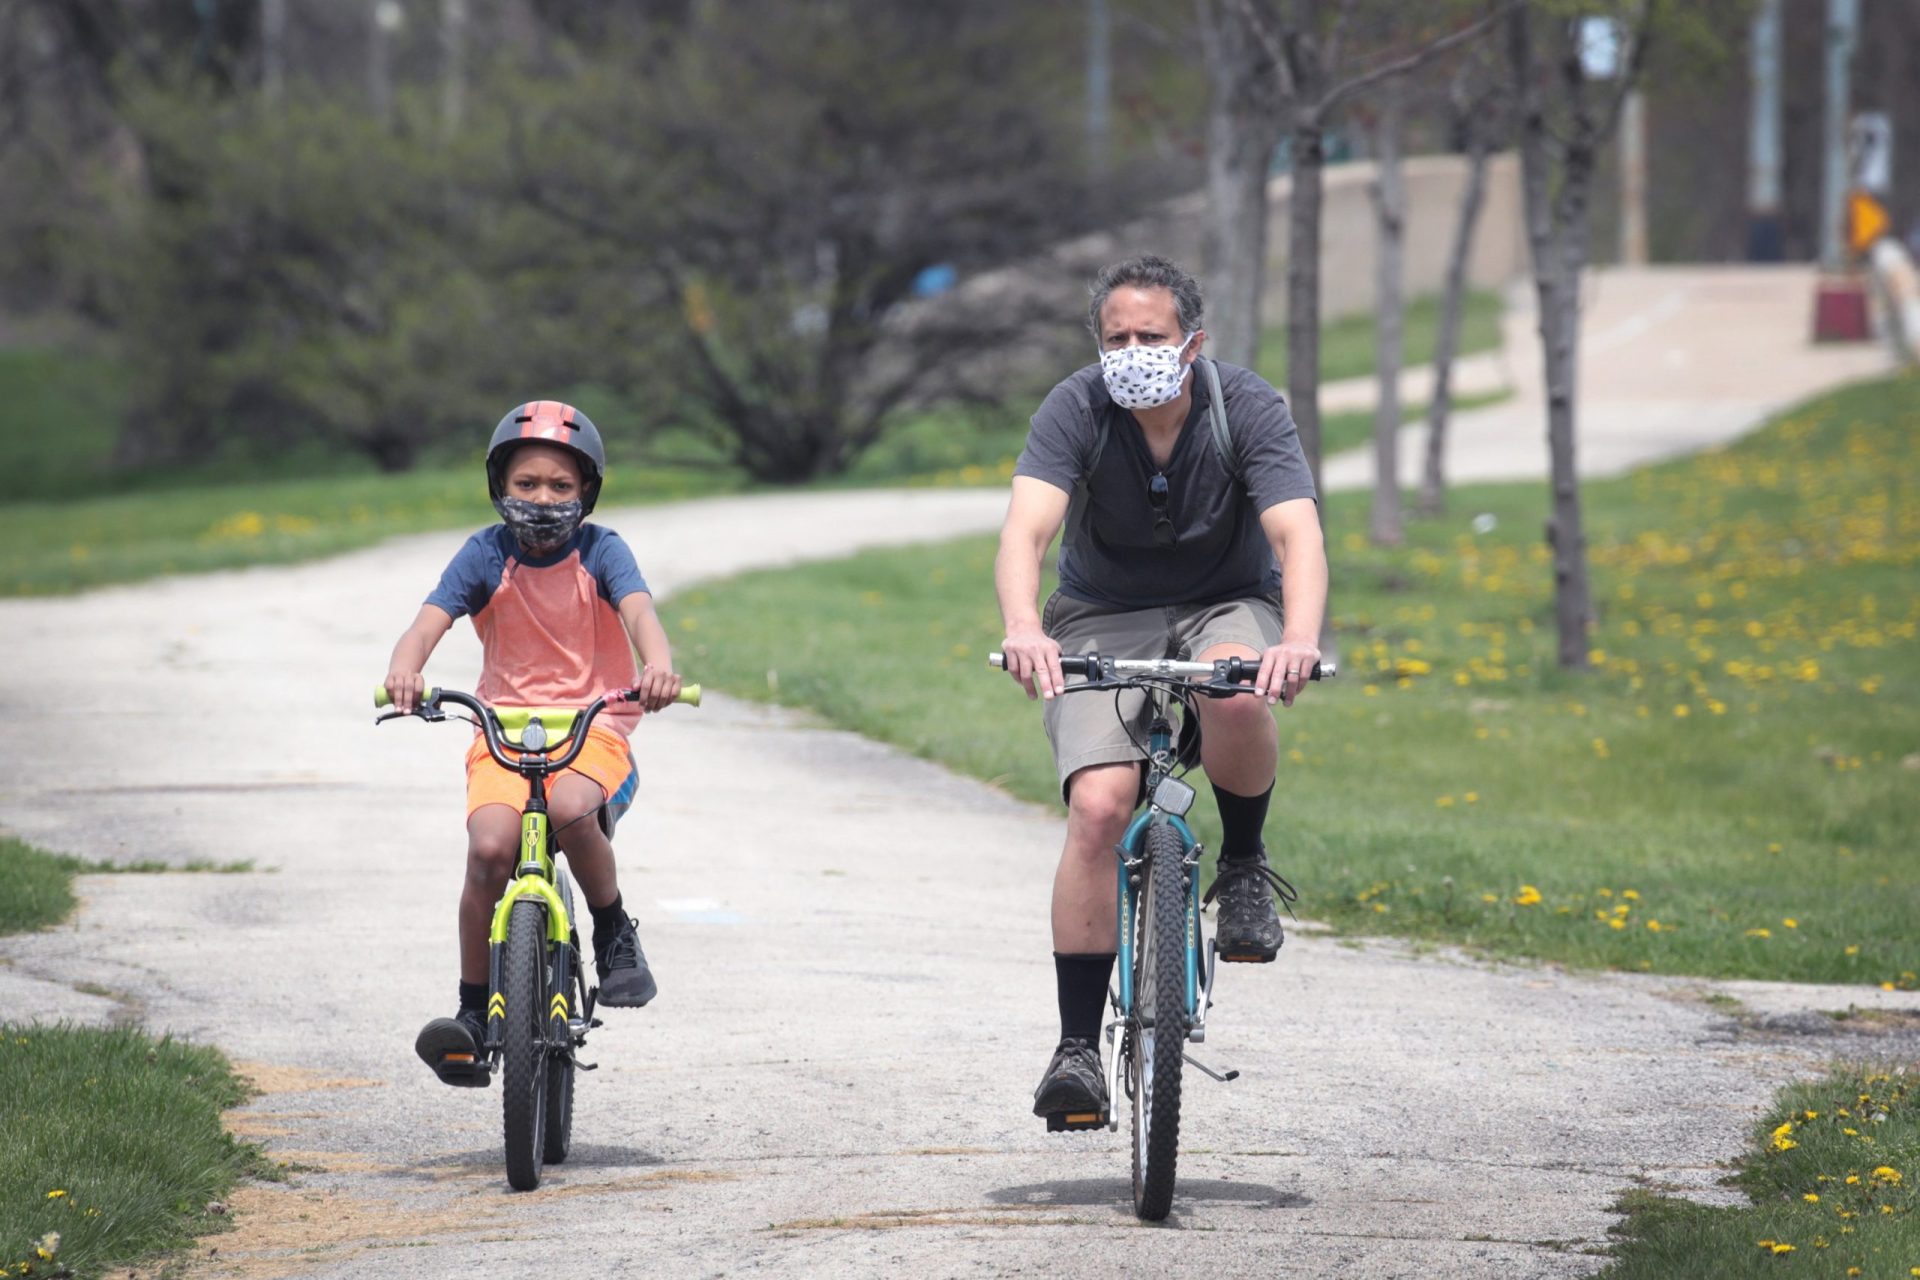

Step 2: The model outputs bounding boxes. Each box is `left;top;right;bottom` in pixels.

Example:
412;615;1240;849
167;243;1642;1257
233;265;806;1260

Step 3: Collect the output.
594;915;658;1008
415;1005;490;1087
1206;849;1297;963
1033;1037;1107;1126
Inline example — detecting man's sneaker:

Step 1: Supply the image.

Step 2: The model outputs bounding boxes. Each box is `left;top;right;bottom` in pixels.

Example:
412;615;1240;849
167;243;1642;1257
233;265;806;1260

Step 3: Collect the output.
594;915;658;1008
415;1005;490;1087
1205;849;1297;963
1033;1037;1107;1129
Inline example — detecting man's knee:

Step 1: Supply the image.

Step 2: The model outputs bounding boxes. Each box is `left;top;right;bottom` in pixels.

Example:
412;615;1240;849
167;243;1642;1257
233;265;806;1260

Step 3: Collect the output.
1066;765;1138;840
1198;691;1276;743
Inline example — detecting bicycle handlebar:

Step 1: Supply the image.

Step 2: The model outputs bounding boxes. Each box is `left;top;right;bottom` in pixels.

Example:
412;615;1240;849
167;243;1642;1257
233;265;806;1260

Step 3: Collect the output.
988;652;1335;684
373;682;700;777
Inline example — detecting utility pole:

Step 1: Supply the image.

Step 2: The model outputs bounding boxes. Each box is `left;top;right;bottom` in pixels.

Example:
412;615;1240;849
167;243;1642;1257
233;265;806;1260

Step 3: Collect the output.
1086;0;1112;184
1618;87;1648;264
1745;0;1783;260
369;0;403;125
442;0;467;136
262;0;287;105
1819;0;1858;270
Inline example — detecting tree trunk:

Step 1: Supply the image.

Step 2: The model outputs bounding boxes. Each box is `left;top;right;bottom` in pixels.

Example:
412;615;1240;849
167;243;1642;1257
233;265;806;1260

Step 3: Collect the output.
1197;0;1282;369
1286;116;1327;494
261;0;287;104
1419;116;1491;516
1367;80;1406;547
1510;6;1594;671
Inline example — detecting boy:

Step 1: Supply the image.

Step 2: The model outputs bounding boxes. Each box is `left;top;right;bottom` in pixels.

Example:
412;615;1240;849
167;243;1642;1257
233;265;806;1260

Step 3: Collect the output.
383;401;682;1085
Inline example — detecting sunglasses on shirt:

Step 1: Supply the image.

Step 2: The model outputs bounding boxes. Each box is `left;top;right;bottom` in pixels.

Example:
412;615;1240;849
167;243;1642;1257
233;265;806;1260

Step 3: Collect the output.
1148;472;1175;548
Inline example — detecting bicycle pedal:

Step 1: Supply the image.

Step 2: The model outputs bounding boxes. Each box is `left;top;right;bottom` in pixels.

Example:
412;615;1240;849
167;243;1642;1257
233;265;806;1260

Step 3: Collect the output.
1045;1110;1109;1133
1218;951;1277;964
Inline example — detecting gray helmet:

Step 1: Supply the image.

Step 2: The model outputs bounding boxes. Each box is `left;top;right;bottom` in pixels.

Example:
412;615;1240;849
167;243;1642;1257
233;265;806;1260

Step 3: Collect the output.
485;401;606;515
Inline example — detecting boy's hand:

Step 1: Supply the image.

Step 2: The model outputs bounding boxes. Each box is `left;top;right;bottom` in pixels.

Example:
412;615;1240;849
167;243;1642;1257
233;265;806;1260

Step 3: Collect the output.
633;664;682;713
385;670;428;714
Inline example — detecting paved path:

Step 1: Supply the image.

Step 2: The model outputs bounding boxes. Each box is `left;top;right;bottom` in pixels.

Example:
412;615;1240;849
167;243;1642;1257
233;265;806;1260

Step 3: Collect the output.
1323;264;1895;489
2;269;1912;1279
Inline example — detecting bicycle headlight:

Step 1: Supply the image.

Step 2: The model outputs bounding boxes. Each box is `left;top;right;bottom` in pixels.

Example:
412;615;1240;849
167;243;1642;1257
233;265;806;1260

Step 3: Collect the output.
1151;776;1196;817
521;717;547;750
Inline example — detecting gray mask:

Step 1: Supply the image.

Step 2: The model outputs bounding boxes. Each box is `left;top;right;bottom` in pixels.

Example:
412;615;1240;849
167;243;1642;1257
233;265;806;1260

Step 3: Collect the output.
495;496;584;553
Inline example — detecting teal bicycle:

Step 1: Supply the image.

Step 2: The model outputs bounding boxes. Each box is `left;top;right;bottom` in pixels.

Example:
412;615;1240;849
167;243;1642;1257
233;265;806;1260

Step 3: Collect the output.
375;682;698;1190
991;649;1331;1220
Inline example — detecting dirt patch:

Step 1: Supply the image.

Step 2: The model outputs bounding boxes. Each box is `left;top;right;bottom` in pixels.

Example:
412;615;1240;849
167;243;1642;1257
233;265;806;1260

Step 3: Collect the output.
169;1183;484;1280
233;1062;383;1094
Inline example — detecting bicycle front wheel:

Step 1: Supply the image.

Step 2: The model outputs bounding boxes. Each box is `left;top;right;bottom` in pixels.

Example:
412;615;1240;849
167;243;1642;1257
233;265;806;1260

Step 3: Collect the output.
500;897;550;1191
1130;820;1190;1221
542;874;578;1166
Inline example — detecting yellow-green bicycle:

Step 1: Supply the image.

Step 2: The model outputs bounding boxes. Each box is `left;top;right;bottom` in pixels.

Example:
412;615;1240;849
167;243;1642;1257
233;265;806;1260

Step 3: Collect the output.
374;682;698;1190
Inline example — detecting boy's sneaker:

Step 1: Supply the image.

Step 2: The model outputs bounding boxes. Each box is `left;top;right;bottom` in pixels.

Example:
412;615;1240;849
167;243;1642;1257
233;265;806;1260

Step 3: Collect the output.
1033;1037;1107;1127
415;1006;490;1087
1205;848;1297;963
594;915;657;1007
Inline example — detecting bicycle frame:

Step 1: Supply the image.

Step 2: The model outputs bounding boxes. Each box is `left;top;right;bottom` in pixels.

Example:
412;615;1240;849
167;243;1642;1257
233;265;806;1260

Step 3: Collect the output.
1112;690;1202;1029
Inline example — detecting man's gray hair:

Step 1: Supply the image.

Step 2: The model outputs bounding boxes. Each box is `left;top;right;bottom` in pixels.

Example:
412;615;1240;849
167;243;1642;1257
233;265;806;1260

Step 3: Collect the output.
1086;255;1205;340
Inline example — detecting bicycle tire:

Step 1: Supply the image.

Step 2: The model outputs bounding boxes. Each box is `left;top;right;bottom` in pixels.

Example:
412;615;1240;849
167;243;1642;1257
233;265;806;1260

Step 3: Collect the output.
501;897;550;1191
542;875;578;1166
1130;820;1189;1220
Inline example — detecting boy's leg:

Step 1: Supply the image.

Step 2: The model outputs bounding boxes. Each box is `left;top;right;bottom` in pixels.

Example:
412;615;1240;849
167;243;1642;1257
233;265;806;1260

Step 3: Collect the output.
417;804;517;1085
551;771;656;1007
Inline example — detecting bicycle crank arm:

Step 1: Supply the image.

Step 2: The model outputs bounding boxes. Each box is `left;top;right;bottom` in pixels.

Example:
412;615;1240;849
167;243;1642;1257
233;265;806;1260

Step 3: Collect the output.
1183;1052;1239;1084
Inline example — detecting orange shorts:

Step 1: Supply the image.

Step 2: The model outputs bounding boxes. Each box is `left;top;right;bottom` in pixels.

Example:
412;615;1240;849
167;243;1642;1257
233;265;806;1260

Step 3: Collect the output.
464;723;637;819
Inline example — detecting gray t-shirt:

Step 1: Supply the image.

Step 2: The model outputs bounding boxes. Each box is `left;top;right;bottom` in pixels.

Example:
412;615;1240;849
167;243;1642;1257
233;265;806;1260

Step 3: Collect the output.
1014;359;1318;609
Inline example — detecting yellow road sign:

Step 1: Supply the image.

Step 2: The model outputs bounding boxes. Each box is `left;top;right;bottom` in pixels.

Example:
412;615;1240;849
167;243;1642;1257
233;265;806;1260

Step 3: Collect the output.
1850;191;1890;254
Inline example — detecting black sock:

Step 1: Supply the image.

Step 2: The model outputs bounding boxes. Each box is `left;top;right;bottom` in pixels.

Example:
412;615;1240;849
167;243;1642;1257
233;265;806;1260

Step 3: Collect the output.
589;893;626;950
1055;952;1116;1044
1213;782;1273;863
458;980;487;1015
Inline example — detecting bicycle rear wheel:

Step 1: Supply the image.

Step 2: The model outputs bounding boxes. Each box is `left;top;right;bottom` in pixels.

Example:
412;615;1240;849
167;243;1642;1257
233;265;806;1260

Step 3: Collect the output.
501;897;550;1191
1129;820;1189;1221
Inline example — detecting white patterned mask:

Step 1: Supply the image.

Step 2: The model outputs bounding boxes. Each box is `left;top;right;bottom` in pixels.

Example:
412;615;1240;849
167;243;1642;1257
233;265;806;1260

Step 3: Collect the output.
1099;333;1196;410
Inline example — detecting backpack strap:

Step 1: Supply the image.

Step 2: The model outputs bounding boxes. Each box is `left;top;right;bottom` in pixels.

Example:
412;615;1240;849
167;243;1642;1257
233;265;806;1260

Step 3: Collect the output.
1197;356;1240;480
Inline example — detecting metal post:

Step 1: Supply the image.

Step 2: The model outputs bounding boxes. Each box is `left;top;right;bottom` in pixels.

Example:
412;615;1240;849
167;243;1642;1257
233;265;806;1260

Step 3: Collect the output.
261;0;287;105
1746;0;1782;260
1619;88;1647;265
1087;0;1112;184
1819;0;1859;270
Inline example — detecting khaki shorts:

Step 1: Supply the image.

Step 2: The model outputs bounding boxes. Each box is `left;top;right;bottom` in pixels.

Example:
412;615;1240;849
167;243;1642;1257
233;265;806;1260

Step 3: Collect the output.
1039;589;1285;802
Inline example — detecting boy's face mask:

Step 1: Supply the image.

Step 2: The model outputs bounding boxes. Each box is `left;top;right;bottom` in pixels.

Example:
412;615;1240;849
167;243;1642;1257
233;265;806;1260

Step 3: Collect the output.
495;495;584;553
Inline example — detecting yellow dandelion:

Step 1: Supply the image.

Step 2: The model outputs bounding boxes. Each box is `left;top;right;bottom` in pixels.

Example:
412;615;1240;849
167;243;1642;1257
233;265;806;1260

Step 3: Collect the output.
1870;1165;1901;1184
1646;920;1662;932
1608;918;1626;931
1746;928;1772;939
1436;795;1455;808
1622;889;1641;901
44;1190;65;1200
1804;1193;1820;1203
1513;885;1542;907
1673;704;1691;718
1464;791;1479;804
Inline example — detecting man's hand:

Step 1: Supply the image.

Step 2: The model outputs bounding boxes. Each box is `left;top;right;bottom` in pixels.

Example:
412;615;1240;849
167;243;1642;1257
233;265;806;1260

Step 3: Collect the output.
633;664;682;713
1001;624;1065;702
1255;638;1321;707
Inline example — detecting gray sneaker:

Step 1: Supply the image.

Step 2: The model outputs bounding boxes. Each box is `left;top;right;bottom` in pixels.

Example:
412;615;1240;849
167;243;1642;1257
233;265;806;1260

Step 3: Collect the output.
594;915;658;1007
1033;1037;1107;1124
1206;849;1297;963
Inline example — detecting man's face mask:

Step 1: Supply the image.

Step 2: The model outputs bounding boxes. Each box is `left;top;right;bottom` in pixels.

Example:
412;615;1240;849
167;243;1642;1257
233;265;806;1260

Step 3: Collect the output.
1100;332;1195;411
495;495;583;553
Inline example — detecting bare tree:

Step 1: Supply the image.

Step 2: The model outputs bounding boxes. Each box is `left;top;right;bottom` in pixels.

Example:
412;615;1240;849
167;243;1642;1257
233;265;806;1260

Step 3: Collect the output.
1195;0;1284;368
1420;49;1506;516
1366;74;1406;546
1506;0;1656;670
1229;0;1512;495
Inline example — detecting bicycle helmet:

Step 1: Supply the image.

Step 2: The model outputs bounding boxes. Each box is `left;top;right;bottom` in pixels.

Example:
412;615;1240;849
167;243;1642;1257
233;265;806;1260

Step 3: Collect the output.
485;401;607;516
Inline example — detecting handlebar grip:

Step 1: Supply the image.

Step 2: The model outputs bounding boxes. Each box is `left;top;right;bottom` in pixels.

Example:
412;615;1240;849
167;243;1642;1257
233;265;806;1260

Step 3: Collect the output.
987;652;1095;675
676;684;702;707
373;684;441;708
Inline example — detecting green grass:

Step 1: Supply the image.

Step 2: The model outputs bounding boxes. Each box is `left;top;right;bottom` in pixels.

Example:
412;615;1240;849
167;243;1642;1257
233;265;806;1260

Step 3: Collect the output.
1260;289;1505;388
0;1025;269;1279
661;371;1920;985
0;835;256;937
1601;1065;1920;1277
0;837;78;935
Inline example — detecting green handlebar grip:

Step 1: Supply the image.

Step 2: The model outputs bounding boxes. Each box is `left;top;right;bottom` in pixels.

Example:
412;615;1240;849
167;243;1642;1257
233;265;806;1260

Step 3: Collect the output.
676;684;702;707
373;685;439;708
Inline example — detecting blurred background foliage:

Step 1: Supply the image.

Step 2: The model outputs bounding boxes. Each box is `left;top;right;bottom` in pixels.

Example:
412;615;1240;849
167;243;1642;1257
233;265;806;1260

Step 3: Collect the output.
0;0;1195;486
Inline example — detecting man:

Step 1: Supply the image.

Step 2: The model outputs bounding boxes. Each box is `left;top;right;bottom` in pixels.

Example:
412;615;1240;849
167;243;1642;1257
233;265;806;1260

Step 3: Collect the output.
995;254;1328;1124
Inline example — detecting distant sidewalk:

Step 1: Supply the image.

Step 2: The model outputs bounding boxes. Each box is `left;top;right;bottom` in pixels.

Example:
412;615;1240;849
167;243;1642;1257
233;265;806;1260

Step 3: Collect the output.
1322;264;1899;493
